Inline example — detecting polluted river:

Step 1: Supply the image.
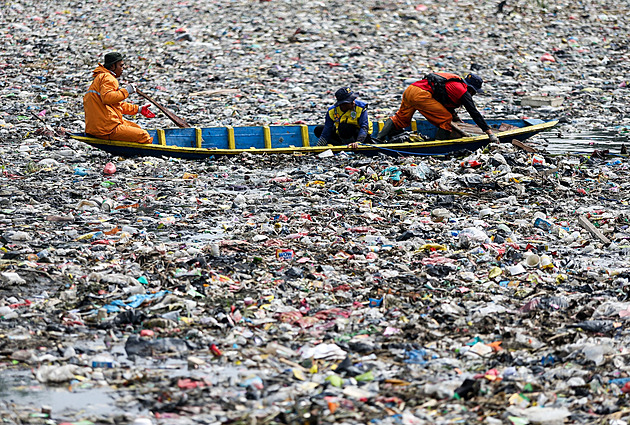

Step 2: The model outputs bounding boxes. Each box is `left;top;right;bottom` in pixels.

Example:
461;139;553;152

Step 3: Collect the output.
2;0;630;424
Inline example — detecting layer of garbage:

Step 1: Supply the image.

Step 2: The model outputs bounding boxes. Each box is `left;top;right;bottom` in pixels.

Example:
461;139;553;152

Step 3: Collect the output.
2;0;630;424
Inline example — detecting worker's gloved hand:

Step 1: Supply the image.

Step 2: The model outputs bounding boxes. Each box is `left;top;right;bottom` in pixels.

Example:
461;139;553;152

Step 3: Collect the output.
317;138;328;147
139;104;156;118
124;83;136;94
487;132;499;143
355;133;367;145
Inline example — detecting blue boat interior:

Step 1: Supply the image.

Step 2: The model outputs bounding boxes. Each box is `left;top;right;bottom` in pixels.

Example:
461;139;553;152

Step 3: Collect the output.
73;118;547;151
122;119;539;150
70;118;555;159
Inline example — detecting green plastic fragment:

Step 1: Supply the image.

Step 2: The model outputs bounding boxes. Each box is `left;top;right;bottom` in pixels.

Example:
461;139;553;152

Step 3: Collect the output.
326;375;343;387
508;416;529;425
355;370;374;382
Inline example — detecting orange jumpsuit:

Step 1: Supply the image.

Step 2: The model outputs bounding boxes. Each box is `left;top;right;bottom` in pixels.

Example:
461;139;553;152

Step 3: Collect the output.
391;73;468;132
83;65;153;144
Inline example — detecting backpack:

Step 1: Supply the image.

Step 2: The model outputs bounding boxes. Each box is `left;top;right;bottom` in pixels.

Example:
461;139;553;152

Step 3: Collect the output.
424;73;464;105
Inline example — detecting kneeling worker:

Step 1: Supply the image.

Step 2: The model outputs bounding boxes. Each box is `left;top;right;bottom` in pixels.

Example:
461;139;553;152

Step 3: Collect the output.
376;72;498;143
83;52;155;144
315;87;373;148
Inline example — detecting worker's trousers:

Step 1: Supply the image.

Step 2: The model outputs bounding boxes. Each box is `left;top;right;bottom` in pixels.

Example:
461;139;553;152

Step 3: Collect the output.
391;84;453;132
104;119;153;144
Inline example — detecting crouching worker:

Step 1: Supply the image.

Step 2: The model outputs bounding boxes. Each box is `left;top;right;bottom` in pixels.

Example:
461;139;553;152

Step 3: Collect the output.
376;72;498;143
83;52;155;144
315;87;373;149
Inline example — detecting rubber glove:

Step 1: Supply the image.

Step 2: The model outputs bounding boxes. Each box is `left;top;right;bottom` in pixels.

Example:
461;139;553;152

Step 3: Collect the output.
487;131;499;143
140;104;156;118
317;138;328;146
124;83;135;94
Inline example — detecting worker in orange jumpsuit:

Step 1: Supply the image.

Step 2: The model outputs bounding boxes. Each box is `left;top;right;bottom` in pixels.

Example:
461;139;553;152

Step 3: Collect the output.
83;52;155;144
376;72;499;142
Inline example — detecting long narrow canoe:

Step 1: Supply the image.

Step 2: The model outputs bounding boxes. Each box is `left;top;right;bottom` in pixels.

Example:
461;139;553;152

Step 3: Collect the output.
70;118;557;159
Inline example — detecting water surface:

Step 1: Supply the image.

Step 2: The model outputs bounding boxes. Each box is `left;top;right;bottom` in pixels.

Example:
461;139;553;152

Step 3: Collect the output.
541;128;630;155
0;370;126;420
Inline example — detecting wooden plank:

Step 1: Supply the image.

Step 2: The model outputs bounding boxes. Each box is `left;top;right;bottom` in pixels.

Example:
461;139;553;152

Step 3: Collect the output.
195;128;202;149
578;215;611;245
227;126;235;150
300;125;310;147
263;126;271;149
453;122;484;135
450;122;472;137
512;139;537;153
157;129;166;146
498;123;519;131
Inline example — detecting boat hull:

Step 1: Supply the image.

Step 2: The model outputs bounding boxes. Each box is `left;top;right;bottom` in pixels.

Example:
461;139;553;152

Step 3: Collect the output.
69;119;558;159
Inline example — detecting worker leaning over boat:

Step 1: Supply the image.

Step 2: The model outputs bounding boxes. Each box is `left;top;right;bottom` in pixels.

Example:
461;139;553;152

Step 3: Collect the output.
83;52;155;144
315;87;373;148
375;72;499;143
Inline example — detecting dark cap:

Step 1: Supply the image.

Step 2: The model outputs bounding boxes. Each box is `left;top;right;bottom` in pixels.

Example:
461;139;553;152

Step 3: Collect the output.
464;73;484;94
103;52;124;68
334;87;357;107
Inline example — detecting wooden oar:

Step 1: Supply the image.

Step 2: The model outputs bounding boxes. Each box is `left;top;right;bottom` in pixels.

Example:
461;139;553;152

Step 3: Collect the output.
511;138;537;153
136;88;190;128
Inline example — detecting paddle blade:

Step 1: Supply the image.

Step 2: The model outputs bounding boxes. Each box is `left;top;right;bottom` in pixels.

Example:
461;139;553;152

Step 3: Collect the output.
136;89;190;128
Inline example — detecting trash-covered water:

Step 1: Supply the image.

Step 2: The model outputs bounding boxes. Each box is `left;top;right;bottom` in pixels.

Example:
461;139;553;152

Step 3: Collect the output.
2;0;630;424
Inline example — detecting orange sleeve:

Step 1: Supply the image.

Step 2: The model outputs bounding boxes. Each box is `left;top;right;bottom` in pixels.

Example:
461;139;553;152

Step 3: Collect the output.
99;74;129;105
121;102;139;115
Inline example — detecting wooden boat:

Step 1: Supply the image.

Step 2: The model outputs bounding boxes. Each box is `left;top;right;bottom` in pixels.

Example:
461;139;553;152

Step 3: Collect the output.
69;118;558;159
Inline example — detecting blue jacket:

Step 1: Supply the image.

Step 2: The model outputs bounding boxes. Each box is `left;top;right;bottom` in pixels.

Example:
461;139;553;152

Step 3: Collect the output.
320;100;372;143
